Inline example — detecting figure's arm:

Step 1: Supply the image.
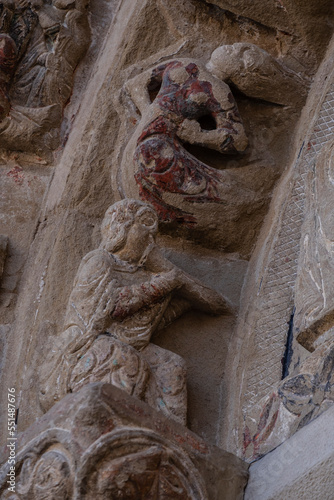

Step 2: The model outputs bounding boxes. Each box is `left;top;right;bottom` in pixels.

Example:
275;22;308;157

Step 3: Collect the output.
145;245;234;315
124;71;152;115
111;269;182;320
176;271;233;315
177;118;231;151
177;117;248;154
124;63;168;115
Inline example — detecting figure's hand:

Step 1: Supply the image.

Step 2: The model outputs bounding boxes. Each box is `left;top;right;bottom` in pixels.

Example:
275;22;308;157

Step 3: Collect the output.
177;270;235;315
177;118;202;144
177;118;238;153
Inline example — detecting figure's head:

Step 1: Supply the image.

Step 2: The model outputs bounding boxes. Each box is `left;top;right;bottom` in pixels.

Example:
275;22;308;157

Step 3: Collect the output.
207;43;266;81
101;199;158;254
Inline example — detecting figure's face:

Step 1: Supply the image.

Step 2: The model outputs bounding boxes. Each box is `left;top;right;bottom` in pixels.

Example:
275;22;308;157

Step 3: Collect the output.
127;207;158;248
135;206;158;232
101;205;158;259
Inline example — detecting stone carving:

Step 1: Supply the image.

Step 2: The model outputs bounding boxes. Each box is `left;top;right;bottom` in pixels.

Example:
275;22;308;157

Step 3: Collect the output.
0;429;77;499
206;43;308;106
0;0;90;153
77;429;206;499
118;43;307;253
240;132;334;461
0;383;249;499
243;336;334;461
293;139;334;351
39;199;231;424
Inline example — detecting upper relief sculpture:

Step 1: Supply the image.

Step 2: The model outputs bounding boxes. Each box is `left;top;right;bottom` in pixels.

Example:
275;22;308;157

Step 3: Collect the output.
117;43;307;254
0;0;90;153
39;199;230;425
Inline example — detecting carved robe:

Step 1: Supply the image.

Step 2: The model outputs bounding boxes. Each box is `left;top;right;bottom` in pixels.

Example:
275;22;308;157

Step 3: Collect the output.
39;248;187;424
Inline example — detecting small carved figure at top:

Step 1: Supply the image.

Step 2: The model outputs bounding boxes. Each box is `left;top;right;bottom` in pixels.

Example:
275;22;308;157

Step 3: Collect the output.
126;58;249;225
39;199;231;424
118;44;308;253
207;43;309;106
0;0;90;153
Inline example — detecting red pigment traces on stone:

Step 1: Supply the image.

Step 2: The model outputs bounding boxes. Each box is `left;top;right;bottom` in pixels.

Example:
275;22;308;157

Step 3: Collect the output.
154;419;209;454
243;392;280;459
6;166;24;185
134;60;243;226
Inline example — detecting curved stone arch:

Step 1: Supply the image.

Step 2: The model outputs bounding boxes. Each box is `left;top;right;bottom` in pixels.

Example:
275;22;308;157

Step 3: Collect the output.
220;41;334;456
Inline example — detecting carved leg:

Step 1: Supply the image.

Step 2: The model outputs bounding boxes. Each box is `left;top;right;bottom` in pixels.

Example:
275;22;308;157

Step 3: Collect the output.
141;343;187;426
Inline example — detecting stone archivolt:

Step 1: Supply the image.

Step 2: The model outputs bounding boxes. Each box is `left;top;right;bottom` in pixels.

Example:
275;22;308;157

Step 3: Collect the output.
2;2;334;497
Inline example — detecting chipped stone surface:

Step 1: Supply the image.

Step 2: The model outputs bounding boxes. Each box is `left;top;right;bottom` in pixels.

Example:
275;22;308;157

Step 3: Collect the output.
245;404;334;500
117;45;306;255
0;383;248;499
0;0;91;154
39;199;230;426
222;38;334;458
1;1;334;499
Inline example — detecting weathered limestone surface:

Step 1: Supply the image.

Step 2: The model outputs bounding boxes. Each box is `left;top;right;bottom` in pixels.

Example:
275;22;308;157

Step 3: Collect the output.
0;383;248;499
39;199;230;425
117;43;306;254
1;0;334;498
243;337;334;461
5;0;311;445
0;235;8;284
222;35;334;458
245;404;334;500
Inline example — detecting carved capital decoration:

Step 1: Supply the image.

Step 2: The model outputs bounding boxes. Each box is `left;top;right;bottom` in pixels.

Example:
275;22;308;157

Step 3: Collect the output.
0;383;249;499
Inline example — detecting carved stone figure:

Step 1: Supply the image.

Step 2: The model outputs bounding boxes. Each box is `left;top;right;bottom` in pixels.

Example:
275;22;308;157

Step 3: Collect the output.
241;121;334;461
293;139;334;351
207;43;308;106
39;199;230;424
117;43;307;253
243;336;334;460
132;59;249;226
0;0;90;153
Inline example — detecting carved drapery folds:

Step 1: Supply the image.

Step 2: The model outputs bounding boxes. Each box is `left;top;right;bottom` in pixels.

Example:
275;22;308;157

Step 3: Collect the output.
0;0;90;153
117;43;308;254
0;383;249;499
39;199;231;425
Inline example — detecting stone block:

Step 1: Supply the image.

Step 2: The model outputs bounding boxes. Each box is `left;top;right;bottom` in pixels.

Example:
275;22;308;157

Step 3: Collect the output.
0;382;248;499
